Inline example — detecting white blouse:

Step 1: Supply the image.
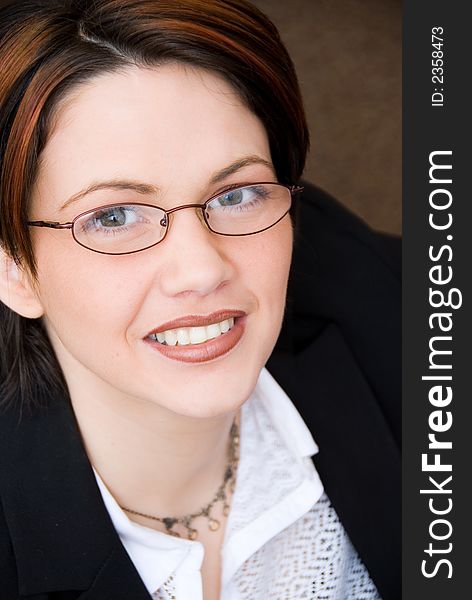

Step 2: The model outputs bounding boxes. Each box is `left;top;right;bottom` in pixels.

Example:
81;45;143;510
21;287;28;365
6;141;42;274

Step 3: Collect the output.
93;367;381;599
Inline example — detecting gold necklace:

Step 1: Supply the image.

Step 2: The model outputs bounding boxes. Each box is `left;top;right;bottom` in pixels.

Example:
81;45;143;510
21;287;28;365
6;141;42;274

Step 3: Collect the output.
120;418;240;540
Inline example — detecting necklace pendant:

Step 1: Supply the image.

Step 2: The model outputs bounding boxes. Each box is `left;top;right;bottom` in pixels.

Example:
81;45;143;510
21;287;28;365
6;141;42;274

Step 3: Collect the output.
163;517;177;530
223;503;230;517
187;527;198;540
208;518;220;531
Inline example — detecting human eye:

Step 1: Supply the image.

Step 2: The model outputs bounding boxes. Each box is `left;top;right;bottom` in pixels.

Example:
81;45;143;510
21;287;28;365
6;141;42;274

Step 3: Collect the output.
74;203;164;254
209;184;271;212
79;204;143;235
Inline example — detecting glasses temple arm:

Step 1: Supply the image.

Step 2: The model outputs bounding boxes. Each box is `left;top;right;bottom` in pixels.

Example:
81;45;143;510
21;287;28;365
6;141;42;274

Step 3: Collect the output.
27;221;73;229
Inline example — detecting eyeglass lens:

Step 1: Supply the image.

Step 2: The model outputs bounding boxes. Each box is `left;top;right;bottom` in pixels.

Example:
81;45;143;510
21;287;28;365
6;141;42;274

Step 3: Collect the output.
72;183;291;254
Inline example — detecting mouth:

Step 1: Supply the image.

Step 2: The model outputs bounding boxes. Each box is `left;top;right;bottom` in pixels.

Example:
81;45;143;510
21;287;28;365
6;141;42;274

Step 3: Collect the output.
144;313;247;363
147;316;236;346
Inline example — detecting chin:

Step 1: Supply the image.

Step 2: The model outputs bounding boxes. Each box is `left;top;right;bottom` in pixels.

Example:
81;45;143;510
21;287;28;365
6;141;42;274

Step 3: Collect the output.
152;360;263;420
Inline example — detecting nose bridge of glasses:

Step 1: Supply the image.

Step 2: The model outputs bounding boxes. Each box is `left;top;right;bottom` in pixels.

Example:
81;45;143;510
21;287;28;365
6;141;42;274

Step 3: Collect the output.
164;203;208;229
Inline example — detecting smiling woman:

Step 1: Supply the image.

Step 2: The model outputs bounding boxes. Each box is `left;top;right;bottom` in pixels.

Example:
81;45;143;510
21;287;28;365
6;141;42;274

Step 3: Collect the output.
0;2;400;600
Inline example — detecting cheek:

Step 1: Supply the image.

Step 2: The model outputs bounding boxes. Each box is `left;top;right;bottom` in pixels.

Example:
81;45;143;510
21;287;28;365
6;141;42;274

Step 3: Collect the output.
34;237;142;342
240;220;293;307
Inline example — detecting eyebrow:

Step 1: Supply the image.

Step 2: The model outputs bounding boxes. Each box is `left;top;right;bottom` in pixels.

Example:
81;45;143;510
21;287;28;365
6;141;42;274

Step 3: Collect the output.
59;155;275;211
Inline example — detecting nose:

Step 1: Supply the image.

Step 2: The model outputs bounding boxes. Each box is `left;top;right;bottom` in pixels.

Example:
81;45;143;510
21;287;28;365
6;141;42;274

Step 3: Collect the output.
156;206;233;298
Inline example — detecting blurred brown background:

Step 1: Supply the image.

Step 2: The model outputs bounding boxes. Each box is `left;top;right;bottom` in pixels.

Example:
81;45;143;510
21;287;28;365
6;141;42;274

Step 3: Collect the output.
253;0;402;235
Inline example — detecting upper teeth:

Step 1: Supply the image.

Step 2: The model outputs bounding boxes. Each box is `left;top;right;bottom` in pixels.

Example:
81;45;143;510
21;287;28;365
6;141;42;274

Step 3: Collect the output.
149;317;235;346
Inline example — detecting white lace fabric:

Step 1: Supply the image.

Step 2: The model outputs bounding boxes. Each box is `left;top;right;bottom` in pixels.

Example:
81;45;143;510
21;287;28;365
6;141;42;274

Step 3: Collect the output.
229;492;380;599
93;367;381;599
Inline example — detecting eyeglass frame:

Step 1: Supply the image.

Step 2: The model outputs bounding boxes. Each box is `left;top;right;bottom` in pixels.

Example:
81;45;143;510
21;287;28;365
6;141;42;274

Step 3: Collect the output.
27;182;304;256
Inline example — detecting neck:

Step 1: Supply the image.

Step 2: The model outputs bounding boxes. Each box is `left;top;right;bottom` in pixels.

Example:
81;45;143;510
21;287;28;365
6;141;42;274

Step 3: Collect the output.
69;383;239;519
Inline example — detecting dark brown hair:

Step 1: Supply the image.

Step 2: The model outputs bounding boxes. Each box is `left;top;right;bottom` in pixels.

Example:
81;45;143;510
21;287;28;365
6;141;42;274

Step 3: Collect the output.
0;0;309;411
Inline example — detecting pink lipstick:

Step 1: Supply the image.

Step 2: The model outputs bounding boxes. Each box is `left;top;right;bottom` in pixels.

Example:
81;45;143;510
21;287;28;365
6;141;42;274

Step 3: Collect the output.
144;310;247;364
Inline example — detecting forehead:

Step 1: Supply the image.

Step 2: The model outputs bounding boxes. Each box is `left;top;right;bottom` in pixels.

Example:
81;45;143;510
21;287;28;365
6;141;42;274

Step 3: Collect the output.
33;64;271;209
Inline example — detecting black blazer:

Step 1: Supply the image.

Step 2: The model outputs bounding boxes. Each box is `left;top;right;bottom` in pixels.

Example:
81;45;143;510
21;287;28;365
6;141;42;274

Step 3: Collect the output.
0;183;401;600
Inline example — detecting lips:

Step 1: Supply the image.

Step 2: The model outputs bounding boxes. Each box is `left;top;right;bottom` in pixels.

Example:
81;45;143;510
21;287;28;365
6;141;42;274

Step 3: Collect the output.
144;313;247;363
146;309;247;336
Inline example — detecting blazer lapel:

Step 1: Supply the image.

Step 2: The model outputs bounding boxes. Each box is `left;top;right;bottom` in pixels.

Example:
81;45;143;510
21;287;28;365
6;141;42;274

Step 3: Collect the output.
78;544;151;599
0;395;150;598
266;323;401;600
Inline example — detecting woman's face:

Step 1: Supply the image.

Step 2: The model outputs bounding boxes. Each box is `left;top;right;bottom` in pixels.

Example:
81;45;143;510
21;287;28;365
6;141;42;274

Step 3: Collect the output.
29;64;293;418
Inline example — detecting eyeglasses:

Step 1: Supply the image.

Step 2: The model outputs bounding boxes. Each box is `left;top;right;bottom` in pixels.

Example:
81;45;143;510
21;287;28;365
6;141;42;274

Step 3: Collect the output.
28;182;303;256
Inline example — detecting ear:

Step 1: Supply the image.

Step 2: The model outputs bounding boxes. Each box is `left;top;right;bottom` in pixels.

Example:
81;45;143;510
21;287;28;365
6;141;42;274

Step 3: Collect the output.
0;246;44;319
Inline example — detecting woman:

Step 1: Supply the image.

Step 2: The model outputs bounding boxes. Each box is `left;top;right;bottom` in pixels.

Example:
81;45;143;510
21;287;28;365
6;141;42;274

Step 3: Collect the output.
0;1;401;599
